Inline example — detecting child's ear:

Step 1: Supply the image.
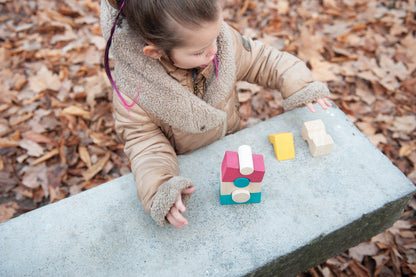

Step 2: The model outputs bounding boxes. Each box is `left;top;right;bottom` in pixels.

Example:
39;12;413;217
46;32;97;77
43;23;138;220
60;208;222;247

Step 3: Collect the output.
143;44;163;60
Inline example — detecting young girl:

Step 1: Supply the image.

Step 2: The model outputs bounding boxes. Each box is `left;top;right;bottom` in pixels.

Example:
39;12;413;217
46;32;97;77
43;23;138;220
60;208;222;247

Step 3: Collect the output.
100;0;331;229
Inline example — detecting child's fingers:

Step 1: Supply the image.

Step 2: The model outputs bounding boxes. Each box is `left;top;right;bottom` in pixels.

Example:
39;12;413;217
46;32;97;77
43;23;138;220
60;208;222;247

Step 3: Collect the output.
324;98;332;107
306;96;332;113
167;187;195;228
305;102;316;113
167;206;188;228
175;194;186;213
176;187;195;213
318;97;332;109
166;213;183;229
182;186;195;195
317;99;328;110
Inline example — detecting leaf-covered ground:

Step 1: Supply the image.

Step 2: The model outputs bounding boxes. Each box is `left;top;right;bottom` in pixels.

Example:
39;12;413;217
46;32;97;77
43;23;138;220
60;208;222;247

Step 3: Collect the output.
0;0;415;276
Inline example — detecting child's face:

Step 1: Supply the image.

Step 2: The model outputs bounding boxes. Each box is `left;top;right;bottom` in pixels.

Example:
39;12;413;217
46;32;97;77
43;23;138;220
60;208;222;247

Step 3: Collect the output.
169;13;223;70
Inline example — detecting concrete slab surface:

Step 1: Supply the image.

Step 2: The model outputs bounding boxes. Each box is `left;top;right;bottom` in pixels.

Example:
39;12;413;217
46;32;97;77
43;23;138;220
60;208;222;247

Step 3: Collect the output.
0;104;414;276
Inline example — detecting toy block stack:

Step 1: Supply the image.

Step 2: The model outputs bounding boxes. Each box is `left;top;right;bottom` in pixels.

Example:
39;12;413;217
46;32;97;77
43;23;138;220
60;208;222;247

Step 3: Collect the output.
301;119;334;157
268;133;296;161
220;145;265;205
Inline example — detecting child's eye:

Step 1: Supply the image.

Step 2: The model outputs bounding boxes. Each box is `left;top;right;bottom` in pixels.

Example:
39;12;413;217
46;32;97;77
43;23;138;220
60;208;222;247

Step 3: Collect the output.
194;51;205;56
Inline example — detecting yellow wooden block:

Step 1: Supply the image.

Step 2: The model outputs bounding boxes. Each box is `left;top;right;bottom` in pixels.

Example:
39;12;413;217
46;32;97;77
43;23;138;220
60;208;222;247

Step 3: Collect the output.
268;132;295;161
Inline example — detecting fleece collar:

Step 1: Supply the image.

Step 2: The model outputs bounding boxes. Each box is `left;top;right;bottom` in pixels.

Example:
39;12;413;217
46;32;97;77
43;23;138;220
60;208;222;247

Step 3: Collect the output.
158;57;214;99
100;0;236;134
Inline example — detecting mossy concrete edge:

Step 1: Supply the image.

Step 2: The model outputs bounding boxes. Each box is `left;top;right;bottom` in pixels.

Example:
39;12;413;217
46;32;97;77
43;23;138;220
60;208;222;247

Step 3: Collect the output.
247;192;414;277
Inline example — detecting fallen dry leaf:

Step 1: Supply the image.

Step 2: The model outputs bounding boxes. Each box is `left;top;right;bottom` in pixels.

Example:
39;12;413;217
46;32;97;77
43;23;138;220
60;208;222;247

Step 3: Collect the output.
22;130;53;144
60;105;90;118
31;148;59;166
0;137;20;148
0;202;19;224
349;241;380;263
389;116;416;133
349;259;371;277
8;112;34;127
21;164;48;191
82;152;111;181
79;145;92;168
19;139;44;157
28;65;61;93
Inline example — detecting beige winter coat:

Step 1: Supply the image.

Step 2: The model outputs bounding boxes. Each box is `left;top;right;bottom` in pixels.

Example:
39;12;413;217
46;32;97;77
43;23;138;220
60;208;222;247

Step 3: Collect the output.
100;0;329;225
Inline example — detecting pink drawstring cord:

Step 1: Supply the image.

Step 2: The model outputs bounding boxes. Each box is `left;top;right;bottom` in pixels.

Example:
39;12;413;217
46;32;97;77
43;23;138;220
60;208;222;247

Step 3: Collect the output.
104;0;139;111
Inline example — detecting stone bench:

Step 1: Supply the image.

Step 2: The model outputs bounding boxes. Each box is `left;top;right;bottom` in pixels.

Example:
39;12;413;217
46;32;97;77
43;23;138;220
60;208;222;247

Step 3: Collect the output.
0;104;414;276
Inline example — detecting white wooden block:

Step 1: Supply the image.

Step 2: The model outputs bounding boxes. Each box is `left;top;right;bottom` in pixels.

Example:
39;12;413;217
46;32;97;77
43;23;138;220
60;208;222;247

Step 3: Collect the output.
238;145;254;175
232;189;251;203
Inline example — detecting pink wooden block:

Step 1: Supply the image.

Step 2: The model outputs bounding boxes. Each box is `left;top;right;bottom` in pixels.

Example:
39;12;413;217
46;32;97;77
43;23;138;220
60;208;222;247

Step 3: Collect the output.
221;151;265;182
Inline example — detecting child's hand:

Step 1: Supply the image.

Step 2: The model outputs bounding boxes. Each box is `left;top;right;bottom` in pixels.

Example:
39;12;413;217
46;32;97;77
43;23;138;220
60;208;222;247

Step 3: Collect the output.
305;96;332;113
166;186;196;229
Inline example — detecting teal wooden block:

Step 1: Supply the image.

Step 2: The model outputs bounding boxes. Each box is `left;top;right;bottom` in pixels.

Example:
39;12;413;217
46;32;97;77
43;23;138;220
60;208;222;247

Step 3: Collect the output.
234;177;250;188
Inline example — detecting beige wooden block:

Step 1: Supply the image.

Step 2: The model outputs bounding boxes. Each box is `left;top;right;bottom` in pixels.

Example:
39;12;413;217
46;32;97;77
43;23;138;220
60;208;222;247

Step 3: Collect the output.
309;133;334;157
220;181;262;195
302;119;334;157
301;119;326;141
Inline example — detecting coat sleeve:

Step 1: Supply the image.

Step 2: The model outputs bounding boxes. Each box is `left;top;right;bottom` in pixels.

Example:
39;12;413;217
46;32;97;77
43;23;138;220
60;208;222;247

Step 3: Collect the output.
228;25;329;110
112;92;194;226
